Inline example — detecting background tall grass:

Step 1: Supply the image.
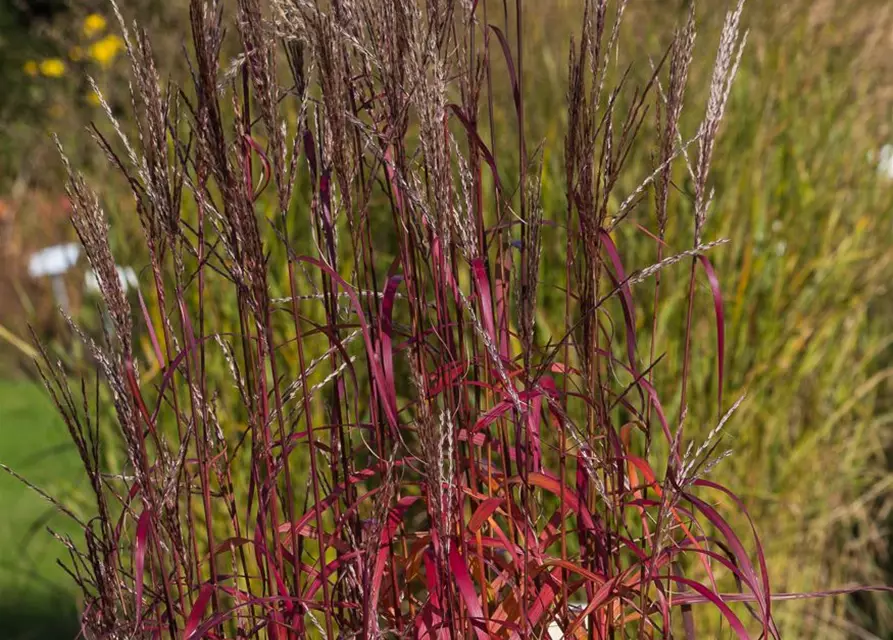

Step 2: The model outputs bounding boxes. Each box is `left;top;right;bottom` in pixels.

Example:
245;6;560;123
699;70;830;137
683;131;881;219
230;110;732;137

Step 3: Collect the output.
517;2;893;635
1;0;893;638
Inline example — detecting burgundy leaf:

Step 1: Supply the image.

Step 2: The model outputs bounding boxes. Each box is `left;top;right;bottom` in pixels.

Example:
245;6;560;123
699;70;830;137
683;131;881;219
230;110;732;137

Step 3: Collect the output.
134;509;152;632
183;583;214;640
448;546;490;640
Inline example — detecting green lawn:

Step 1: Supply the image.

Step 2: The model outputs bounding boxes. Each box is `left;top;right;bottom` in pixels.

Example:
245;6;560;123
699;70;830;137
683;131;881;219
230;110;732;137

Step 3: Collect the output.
0;379;83;639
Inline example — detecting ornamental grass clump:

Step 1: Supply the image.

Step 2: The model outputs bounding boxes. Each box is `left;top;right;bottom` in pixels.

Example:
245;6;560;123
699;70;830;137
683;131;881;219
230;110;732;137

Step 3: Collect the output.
26;0;887;637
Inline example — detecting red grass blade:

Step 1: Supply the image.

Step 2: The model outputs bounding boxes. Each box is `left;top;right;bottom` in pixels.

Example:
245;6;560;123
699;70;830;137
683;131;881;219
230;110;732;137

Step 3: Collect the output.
134;509;151;632
297;256;399;431
447;104;505;197
367;496;420;632
378;271;404;424
467;497;504;534
183;584;214;640
527;392;543;471
448;545;490;640
695;478;775;635
488;26;520;110
470;258;503;359
663;575;751;639
243;134;272;201
417;549;450;640
599;229;639;372
136;286;164;368
682;489;767;622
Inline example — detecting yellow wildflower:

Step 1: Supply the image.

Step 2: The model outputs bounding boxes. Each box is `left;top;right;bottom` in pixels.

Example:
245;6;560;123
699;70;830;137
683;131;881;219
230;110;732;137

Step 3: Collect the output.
69;46;84;62
86;91;102;107
83;13;107;38
88;35;125;69
23;61;38;77
39;58;67;78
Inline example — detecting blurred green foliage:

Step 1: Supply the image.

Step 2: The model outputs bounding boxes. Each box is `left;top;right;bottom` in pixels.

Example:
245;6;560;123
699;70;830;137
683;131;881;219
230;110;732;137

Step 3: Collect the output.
0;379;81;640
0;2;65;183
